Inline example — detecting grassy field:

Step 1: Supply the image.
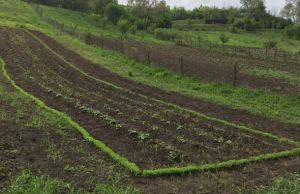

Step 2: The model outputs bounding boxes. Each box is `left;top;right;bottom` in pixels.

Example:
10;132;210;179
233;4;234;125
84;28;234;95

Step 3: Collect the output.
1;0;300;193
173;19;300;53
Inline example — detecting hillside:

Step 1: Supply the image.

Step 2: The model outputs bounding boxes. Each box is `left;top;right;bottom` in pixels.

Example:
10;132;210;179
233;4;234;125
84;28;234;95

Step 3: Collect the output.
0;0;300;193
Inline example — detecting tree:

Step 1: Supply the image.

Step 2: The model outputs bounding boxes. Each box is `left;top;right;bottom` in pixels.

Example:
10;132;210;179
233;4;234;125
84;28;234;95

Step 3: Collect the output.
104;3;126;24
94;0;116;15
128;0;158;19
240;0;267;21
297;0;300;23
118;19;131;35
281;0;298;22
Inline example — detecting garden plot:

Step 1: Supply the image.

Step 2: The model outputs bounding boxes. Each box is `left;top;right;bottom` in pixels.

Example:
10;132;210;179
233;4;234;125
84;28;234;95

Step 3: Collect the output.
0;27;299;175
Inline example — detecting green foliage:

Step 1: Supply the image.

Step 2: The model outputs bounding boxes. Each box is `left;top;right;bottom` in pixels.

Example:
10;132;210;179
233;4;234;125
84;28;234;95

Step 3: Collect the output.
154;28;179;41
220;33;229;44
118;19;131;35
264;40;277;50
4;170;78;194
286;25;300;40
247;174;300;194
143;147;300;176
105;3;126;24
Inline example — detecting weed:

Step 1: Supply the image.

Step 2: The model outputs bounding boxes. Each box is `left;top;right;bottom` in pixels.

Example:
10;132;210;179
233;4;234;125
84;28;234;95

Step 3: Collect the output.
168;150;183;163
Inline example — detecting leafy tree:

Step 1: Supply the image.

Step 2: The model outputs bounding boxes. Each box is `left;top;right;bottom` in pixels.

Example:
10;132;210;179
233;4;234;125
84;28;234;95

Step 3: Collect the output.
171;7;189;20
118;19;131;35
105;3;127;24
281;0;298;22
93;0;117;15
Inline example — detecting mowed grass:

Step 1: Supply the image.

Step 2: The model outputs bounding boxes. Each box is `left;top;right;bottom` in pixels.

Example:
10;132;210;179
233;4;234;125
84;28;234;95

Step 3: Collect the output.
0;0;299;126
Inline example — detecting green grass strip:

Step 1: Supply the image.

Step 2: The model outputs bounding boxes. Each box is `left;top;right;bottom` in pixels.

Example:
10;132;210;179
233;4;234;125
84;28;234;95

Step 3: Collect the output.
26;30;299;146
143;147;300;176
0;58;141;175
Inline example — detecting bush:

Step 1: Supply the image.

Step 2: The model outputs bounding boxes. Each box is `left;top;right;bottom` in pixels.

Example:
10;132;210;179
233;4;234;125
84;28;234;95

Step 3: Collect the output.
229;25;238;33
118;19;130;35
136;19;148;30
105;3;126;25
264;40;277;50
233;17;260;32
129;25;137;35
220;33;229;44
286;25;300;40
154;28;179;41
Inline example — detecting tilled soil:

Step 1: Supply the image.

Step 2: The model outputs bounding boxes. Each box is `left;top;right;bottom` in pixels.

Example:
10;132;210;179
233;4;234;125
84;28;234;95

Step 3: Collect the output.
0;28;291;169
1;27;300;194
30;30;300;143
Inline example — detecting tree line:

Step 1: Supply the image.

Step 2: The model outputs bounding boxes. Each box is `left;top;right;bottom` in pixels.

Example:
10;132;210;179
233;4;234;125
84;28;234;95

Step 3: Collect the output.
23;0;300;36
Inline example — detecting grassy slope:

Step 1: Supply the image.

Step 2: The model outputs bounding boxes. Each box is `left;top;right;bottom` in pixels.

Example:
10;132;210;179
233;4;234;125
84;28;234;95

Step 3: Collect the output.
0;0;300;126
173;20;300;53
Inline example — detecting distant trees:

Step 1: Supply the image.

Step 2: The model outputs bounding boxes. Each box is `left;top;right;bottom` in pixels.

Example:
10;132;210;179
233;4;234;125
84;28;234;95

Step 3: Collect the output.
104;2;127;24
281;0;298;22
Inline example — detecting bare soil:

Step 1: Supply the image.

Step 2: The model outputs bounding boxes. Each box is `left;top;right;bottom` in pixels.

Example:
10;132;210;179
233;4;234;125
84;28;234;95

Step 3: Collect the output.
1;27;300;194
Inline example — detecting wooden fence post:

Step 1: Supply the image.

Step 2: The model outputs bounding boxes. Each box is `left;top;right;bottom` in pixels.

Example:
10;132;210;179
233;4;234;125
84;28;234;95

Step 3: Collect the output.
180;56;184;75
72;24;78;35
233;62;238;88
283;51;287;63
274;49;277;62
121;35;124;53
147;48;151;64
101;32;104;48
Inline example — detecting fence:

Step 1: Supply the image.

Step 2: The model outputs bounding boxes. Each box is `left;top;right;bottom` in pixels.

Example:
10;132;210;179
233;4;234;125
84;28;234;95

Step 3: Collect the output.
174;36;300;65
31;4;299;91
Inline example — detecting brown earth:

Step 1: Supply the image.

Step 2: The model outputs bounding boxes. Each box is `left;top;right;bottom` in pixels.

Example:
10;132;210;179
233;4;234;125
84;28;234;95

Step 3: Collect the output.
1;27;300;194
30;30;300;142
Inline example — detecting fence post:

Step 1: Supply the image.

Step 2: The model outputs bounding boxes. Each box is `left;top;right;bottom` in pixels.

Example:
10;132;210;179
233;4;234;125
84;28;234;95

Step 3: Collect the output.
147;48;151;64
233;62;238;88
101;32;104;48
274;49;277;62
121;35;124;53
72;24;78;35
283;51;287;63
180;56;184;75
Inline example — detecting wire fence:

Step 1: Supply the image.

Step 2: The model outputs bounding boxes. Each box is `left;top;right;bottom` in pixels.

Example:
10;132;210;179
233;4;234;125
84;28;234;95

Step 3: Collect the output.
31;3;300;89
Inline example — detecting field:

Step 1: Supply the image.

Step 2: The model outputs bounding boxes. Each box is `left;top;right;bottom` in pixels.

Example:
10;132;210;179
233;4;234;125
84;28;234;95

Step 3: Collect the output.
1;0;300;193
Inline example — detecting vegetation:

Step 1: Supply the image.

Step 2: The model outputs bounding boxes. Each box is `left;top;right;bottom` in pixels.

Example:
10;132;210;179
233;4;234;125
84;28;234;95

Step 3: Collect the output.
1;0;300;193
4;170;139;194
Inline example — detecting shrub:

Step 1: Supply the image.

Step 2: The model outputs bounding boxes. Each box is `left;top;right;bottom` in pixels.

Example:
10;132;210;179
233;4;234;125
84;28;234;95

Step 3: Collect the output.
229;25;238;33
105;3;126;25
154;28;179;41
220;33;229;44
118;19;130;35
286;25;300;40
129;25;137;35
264;40;277;50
